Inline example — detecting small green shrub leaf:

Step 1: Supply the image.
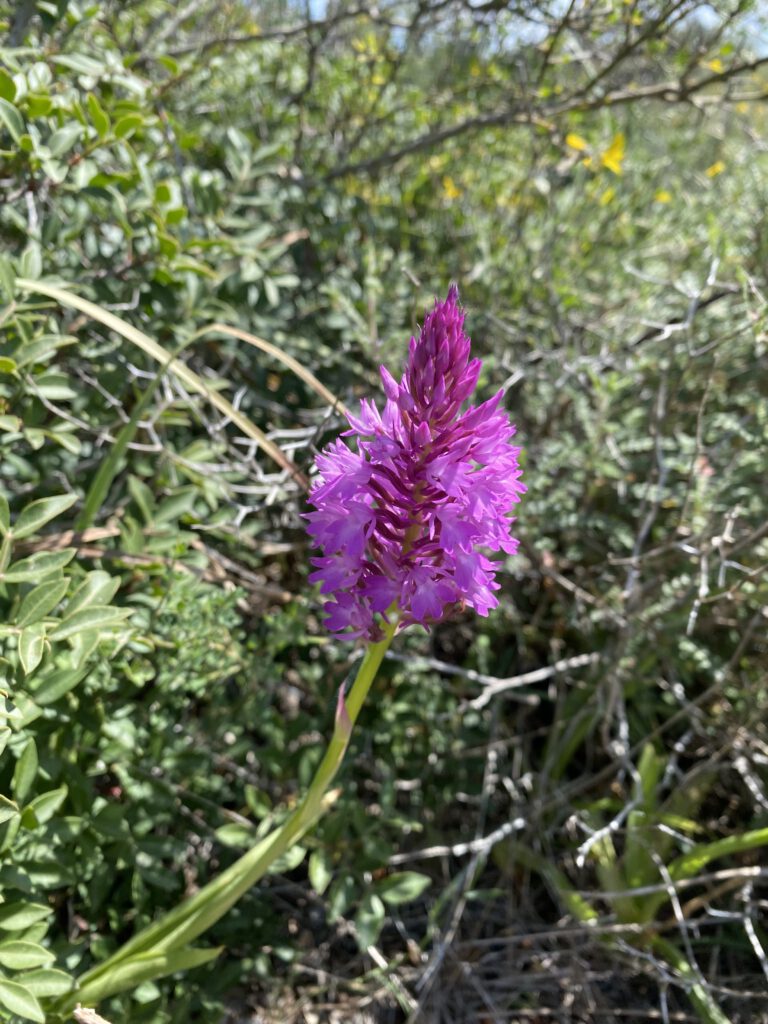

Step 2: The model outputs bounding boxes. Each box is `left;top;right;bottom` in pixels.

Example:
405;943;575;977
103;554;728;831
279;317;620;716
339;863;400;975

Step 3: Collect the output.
64;571;119;617
0;69;16;102
0;494;9;536
47;124;81;158
0;98;25;143
354;893;386;949
0;980;45;1022
16;579;69;628
15;968;73;998
2;550;75;583
18;625;46;676
12;739;38;802
53;605;130;641
87;92;110;137
0;256;14;301
114;113;144;138
0;795;19;825
375;872;431;906
12;495;77;540
31;666;88;706
52;54;105;75
25;786;67;825
0;940;55;970
214;823;256;848
308;850;333;896
0;903;53;930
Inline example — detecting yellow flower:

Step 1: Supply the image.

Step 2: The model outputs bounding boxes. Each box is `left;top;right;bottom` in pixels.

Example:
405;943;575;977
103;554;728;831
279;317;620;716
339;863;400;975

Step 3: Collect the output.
654;189;672;203
565;132;588;152
599;186;616;206
442;176;462;201
705;160;725;178
601;132;625;175
704;58;724;74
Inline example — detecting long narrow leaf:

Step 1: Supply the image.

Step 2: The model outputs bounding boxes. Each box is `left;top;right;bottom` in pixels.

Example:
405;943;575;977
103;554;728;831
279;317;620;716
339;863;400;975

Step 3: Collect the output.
203;322;345;414
55;789;339;1012
73;946;221;1006
16;279;307;489
644;827;768;919
669;827;768;882
652;936;733;1024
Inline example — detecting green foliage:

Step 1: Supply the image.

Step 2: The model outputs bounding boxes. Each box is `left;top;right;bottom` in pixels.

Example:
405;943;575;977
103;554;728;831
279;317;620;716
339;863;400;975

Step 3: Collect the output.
1;0;767;1021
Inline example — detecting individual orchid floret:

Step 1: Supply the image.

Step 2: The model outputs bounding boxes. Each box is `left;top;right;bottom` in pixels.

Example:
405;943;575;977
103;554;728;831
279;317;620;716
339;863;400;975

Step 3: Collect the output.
306;285;525;638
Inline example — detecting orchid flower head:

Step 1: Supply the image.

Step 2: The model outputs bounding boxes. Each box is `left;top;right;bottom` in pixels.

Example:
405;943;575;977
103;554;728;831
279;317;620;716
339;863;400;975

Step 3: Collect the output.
306;285;525;638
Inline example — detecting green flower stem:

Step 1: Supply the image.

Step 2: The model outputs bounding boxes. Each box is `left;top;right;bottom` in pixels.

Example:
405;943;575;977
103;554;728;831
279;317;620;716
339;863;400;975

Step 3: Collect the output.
60;618;398;1012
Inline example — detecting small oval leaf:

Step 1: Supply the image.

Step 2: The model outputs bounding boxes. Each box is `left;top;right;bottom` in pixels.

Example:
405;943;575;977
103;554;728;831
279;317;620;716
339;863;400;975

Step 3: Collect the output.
375;871;431;906
12;494;77;540
0;940;55;970
15;968;73;998
18;625;46;676
16;578;69;628
0;979;45;1022
0;903;53;930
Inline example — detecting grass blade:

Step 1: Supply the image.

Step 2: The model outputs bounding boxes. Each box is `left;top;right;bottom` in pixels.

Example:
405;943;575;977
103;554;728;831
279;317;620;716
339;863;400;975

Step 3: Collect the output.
202;322;345;415
16;279;307;490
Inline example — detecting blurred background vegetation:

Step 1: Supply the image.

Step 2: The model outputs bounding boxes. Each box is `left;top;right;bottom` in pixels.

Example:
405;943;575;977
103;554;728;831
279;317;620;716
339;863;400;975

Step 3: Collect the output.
1;1;768;1021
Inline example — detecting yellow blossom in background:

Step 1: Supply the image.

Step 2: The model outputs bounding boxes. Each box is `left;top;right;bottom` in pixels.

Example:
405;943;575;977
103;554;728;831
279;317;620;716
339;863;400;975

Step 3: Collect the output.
601;132;626;175
705;160;726;178
442;176;462;200
599;186;616;206
654;189;672;203
566;132;588;152
705;58;724;74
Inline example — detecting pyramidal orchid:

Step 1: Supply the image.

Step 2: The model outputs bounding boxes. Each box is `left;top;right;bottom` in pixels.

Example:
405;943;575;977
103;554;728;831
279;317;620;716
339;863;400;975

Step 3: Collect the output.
55;287;526;1014
307;285;525;638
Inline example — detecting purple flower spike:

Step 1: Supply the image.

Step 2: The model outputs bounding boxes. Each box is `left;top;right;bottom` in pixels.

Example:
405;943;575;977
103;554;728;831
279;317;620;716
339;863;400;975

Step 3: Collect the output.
306;286;525;638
